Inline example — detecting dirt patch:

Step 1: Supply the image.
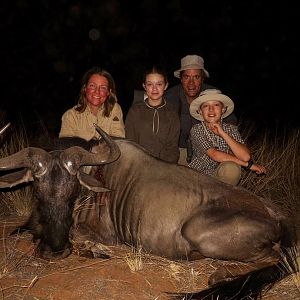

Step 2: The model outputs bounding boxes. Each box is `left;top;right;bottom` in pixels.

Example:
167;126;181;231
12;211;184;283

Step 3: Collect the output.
0;216;299;300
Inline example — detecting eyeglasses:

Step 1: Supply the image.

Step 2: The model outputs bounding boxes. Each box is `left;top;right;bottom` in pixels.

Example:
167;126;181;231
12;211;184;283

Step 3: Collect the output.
87;83;109;93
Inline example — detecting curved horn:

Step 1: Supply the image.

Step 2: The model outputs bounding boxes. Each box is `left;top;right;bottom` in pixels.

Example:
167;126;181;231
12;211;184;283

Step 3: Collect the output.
93;123;121;163
0;123;11;136
0;147;50;177
60;125;120;174
60;143;120;175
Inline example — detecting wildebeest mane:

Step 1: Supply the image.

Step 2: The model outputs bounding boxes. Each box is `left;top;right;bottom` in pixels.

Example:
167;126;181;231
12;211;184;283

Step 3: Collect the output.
51;137;99;151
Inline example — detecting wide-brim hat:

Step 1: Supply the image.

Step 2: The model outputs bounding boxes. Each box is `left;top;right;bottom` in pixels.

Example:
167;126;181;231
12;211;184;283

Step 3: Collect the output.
174;55;210;78
190;89;234;121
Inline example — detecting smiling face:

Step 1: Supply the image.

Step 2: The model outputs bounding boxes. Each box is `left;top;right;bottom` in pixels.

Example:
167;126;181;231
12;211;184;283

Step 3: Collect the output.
85;74;110;113
180;69;203;103
143;73;168;106
199;100;225;123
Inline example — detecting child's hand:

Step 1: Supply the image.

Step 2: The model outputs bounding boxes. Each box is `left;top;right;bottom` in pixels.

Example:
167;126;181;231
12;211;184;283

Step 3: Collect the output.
207;122;223;136
250;164;267;174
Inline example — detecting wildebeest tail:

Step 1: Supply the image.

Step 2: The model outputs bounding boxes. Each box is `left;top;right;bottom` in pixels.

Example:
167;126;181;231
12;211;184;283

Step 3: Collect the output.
167;261;295;299
167;220;299;300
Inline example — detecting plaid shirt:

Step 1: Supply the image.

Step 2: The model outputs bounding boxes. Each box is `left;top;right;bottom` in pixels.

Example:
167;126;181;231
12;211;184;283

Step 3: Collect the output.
188;122;244;175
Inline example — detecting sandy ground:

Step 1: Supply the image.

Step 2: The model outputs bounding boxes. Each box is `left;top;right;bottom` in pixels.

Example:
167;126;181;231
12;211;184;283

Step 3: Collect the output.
0;216;299;300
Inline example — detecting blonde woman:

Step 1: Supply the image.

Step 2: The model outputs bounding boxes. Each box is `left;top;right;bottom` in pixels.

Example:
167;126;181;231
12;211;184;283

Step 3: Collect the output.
59;67;125;140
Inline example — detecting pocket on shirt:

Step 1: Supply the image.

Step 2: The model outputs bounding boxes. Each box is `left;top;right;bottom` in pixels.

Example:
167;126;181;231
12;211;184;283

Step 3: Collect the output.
111;119;124;137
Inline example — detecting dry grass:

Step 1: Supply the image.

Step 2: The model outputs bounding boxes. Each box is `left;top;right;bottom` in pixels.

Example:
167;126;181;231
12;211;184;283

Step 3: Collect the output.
0;187;33;217
281;247;300;291
239;125;300;219
0;117;51;216
1;120;300;297
112;122;294;279
239;124;300;214
0;227;207;300
0;122;33;216
239;122;300;292
166;262;204;292
123;244;143;272
123;224;144;272
0;233;30;280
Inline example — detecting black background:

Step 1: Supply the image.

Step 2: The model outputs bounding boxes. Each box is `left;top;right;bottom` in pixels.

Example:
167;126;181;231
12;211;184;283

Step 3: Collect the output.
1;1;299;136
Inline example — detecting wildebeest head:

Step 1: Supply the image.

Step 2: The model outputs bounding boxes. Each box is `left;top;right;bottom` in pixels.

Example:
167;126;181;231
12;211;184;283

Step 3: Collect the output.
0;126;120;258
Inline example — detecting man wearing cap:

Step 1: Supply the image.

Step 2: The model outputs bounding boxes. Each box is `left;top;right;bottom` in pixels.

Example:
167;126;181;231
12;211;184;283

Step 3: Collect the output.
188;89;266;185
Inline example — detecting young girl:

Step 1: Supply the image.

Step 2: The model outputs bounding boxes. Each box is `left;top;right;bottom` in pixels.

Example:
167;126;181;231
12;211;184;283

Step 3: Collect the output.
125;66;180;163
59;67;125;140
189;89;266;185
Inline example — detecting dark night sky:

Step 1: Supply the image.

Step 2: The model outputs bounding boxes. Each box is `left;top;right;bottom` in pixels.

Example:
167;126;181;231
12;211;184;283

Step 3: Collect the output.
1;1;299;136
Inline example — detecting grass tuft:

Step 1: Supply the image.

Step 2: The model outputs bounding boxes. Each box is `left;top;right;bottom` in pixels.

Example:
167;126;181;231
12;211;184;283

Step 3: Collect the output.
0;122;33;216
123;224;143;272
1;119;300;296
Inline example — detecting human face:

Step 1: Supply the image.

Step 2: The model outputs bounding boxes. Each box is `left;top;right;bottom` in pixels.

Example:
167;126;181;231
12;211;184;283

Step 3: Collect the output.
143;73;168;105
85;74;110;110
181;69;203;102
200;100;224;123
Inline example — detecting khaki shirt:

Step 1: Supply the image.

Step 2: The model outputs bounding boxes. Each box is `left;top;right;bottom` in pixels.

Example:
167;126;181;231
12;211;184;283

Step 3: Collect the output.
59;103;125;140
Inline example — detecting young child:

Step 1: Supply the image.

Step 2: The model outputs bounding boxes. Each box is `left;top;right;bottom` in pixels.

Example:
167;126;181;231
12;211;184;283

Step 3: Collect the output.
188;89;266;185
125;66;180;163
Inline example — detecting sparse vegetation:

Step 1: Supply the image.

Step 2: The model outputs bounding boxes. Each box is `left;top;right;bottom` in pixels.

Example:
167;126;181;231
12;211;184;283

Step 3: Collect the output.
123;224;143;272
239;123;300;233
0;117;52;216
282;247;300;292
239;122;300;294
0;120;300;298
0;122;33;216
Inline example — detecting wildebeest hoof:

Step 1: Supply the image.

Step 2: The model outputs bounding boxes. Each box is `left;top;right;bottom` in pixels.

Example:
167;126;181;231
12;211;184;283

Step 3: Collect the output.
208;268;236;287
34;246;72;260
73;240;111;259
59;248;72;259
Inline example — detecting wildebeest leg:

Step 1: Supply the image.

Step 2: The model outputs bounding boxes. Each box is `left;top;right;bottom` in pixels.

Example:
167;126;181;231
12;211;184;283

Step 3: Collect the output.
70;192;114;258
71;238;112;259
181;209;281;286
70;222;112;259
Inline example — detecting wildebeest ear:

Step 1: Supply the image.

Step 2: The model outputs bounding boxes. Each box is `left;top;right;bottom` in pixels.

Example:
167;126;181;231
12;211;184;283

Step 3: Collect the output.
0;168;33;188
77;171;111;193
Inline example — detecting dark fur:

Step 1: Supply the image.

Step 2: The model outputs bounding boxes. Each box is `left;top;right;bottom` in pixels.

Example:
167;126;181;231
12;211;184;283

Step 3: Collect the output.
1;135;297;298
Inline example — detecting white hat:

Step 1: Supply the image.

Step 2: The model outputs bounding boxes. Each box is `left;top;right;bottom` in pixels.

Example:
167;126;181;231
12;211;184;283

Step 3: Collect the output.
174;55;209;78
189;89;234;121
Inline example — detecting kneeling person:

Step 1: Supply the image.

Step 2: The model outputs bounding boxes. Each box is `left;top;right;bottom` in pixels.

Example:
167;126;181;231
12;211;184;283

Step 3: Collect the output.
188;89;266;185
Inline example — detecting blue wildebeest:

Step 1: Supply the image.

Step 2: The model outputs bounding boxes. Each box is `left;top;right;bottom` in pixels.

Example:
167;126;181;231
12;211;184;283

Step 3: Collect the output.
0;124;295;292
